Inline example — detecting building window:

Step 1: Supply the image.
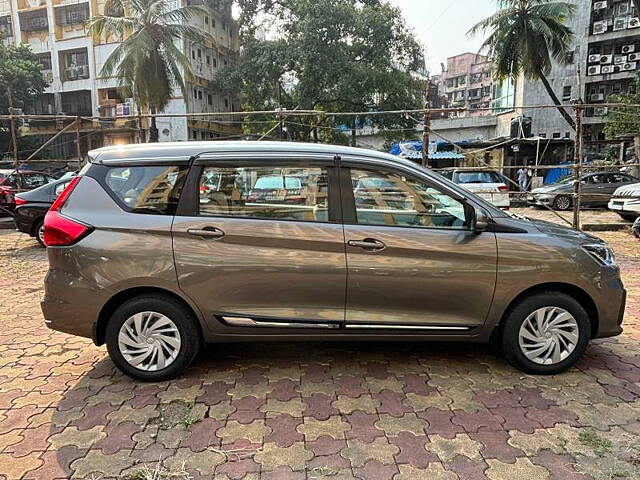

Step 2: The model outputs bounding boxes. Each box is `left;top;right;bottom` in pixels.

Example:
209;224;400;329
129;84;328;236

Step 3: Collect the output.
205;16;209;25
192;130;198;139
200;131;206;139
207;94;212;105
224;98;229;108
191;50;196;60
206;55;210;65
198;90;203;100
564;132;570;139
552;132;561;139
213;58;218;68
562;85;572;101
193;87;198;98
197;48;202;59
565;51;575;64
538;133;547;138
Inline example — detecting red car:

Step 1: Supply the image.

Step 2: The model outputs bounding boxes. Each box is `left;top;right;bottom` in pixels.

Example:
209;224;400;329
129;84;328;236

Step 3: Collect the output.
0;169;56;215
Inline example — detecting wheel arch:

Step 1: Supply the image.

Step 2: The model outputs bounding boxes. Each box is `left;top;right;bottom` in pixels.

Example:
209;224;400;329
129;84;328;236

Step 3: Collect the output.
93;286;206;346
495;282;599;339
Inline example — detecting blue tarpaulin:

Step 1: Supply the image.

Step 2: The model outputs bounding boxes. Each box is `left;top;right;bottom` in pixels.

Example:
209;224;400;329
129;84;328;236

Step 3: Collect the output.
544;162;571;184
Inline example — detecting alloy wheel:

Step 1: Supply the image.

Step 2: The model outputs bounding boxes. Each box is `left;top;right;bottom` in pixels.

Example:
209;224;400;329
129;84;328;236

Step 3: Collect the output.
118;311;182;371
555;196;571;210
518;307;579;365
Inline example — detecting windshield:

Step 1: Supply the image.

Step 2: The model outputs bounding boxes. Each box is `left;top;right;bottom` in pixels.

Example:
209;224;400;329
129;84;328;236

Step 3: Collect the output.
455;171;504;184
254;176;302;189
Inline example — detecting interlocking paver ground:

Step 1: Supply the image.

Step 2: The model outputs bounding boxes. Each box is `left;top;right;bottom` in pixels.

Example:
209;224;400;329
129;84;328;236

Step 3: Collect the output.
0;227;639;479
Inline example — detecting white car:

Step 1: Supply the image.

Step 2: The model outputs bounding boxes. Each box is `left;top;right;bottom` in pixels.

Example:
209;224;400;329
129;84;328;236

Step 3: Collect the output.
609;182;640;221
439;169;510;209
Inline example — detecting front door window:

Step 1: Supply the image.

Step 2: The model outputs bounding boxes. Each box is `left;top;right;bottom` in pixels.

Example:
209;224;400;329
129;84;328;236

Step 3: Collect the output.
349;168;468;229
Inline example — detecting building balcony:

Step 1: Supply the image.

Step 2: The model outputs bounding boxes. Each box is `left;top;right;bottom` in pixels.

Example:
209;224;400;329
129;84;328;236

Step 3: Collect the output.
17;0;46;11
62;64;90;81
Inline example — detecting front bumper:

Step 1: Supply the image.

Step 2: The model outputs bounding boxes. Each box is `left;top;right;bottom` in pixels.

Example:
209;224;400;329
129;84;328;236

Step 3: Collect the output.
608;197;640;215
527;193;554;206
593;269;626;339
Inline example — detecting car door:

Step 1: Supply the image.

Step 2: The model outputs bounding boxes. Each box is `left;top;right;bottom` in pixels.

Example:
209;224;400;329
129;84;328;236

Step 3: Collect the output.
340;159;498;330
172;155;347;329
580;174;602;206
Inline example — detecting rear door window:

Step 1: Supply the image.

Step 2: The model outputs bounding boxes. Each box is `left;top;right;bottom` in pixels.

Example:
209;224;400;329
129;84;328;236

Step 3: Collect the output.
198;165;330;223
104;166;187;215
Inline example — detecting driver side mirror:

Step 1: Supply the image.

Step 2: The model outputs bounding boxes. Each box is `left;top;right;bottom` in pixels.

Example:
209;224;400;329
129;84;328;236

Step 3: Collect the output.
473;207;490;234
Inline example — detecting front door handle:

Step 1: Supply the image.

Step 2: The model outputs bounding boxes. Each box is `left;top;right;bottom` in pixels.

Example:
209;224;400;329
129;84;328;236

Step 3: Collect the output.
348;238;386;252
187;227;225;239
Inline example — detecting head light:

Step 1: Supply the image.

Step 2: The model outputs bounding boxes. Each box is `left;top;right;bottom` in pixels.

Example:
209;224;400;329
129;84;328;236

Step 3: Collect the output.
582;243;616;267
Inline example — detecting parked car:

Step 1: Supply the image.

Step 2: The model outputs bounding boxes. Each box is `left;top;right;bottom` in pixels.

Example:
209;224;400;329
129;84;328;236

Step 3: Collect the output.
438;168;510;209
42;142;625;381
528;172;639;210
14;175;76;247
0;169;56;214
247;174;305;204
608;182;640;221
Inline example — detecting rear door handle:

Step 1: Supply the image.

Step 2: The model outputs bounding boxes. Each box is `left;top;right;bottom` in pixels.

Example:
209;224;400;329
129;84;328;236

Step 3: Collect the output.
187;227;225;239
348;238;386;251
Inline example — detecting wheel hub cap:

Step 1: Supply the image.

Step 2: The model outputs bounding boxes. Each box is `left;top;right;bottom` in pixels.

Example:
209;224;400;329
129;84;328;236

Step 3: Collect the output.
518;307;579;366
118;311;181;371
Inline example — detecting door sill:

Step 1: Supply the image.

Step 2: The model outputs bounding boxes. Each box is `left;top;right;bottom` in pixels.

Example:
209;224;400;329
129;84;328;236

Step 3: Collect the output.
345;324;473;331
220;315;341;329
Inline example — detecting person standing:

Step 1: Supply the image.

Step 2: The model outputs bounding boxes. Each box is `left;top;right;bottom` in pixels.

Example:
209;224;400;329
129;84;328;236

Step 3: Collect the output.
517;166;529;192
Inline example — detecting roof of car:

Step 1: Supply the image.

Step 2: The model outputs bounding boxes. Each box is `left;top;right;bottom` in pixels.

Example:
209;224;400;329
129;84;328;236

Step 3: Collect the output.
87;141;418;168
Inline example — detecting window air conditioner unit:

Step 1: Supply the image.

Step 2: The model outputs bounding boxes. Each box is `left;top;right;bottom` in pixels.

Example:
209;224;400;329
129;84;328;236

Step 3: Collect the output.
591;93;605;101
588;65;602;75
629;17;640;28
594;107;609;116
593;21;608;34
65;67;78;80
601;65;615;74
77;65;89;77
619;3;631;15
600;54;613;64
622;44;636;54
614;55;627;64
593;0;607;9
623;61;637;71
614;17;629;30
629;52;640;61
589;54;602;63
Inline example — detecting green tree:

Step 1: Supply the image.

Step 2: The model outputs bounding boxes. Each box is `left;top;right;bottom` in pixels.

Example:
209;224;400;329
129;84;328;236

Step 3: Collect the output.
604;74;640;176
220;0;426;144
88;0;210;142
469;0;576;130
0;42;48;159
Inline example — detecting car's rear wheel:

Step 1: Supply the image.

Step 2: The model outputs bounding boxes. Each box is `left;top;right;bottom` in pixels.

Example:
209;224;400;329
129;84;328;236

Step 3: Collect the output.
501;292;590;375
34;219;45;248
553;195;572;211
619;213;639;222
105;294;201;381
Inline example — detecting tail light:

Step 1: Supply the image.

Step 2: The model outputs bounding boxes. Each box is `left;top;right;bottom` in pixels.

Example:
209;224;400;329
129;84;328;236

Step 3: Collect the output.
43;176;93;247
14;197;27;206
498;185;509;192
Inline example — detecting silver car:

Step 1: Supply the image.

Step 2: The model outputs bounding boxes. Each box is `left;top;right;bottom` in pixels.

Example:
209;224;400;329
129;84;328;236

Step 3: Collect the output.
42;142;626;381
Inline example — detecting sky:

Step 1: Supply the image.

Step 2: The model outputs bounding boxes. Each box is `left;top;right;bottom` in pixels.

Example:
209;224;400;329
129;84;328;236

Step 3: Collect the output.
387;0;497;75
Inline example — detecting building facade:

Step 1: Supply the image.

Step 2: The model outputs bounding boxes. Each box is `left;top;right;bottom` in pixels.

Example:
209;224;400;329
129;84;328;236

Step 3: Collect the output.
441;53;493;117
0;0;240;158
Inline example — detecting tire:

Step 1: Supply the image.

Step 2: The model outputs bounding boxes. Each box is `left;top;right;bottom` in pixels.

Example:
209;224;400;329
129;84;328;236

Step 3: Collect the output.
501;291;590;375
105;294;201;381
33;219;46;248
619;213;639;222
553;195;572;211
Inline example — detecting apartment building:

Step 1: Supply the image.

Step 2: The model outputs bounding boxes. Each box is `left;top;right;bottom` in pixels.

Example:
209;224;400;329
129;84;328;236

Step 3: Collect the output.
441;53;493;117
0;0;240;158
584;0;640;154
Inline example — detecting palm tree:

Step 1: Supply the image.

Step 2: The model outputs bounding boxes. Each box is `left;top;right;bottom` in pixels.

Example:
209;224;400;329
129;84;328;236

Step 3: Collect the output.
469;0;576;130
88;0;210;142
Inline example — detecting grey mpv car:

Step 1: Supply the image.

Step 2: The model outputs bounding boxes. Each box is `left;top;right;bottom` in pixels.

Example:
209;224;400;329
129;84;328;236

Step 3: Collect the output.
42;142;626;381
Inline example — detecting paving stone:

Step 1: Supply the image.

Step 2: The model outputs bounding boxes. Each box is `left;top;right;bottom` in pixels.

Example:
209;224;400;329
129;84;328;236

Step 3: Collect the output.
333;394;381;414
425;433;483;462
48;426;106;449
345;411;385;442
303;393;339;420
341;437;400;467
181;417;224;451
418;408;465;438
394;462;459;480
354;459;399;480
70;449;136;478
390;432;438;468
218;419;271;445
444;456;489;480
375;412;427;436
298;416;351;441
22;446;86;480
265;413;303;448
0;452;43;480
485;457;550;480
254;442;313;471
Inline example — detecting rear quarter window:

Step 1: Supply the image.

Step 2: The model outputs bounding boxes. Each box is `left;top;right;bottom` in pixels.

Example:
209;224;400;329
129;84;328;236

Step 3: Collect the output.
454;171;504;184
103;165;187;215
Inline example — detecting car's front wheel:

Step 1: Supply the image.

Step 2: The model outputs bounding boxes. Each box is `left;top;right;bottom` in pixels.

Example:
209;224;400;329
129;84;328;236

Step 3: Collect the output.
501;292;590;375
553;195;572;211
105;294;201;381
